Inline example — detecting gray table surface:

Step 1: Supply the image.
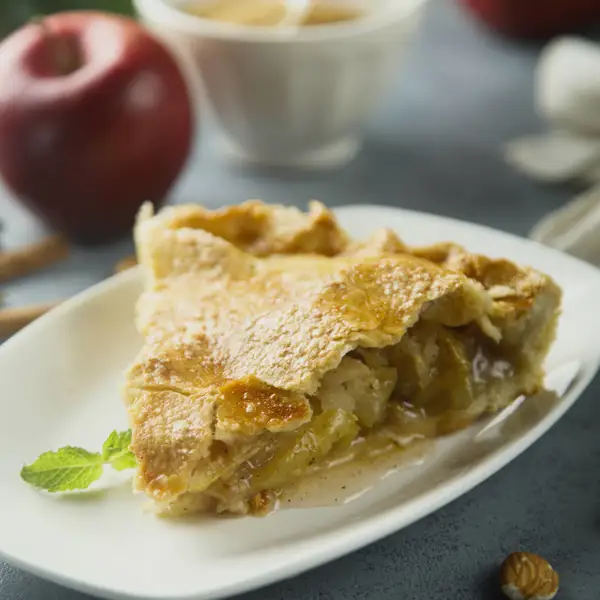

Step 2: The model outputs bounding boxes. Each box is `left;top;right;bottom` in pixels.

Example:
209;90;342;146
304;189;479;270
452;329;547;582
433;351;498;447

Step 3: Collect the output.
2;0;599;598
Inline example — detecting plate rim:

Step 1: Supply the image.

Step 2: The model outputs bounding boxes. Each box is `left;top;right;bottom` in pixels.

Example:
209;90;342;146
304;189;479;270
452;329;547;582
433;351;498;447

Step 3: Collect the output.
1;203;599;600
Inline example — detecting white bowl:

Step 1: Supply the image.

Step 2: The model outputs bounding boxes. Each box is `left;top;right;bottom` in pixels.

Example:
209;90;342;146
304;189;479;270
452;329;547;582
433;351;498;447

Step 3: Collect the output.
134;0;429;168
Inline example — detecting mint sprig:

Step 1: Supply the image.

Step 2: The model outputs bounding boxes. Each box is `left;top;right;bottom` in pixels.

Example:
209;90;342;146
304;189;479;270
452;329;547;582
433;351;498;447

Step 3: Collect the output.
20;447;104;492
102;429;137;471
21;430;137;492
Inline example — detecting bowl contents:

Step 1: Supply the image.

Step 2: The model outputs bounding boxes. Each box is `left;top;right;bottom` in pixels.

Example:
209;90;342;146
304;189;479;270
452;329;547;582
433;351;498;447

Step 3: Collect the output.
500;552;559;600
20;201;561;516
182;0;364;27
0;12;194;244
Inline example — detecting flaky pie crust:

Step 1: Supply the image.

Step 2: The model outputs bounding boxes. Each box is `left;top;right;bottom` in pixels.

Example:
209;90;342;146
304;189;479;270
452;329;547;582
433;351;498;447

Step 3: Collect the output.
124;201;561;513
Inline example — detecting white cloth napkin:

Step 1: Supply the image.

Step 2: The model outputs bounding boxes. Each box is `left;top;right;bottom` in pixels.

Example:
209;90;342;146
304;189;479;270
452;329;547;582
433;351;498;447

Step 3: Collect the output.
506;37;600;264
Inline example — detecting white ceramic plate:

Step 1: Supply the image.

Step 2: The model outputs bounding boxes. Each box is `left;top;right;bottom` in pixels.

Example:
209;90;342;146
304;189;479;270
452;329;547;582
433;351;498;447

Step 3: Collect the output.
1;205;599;600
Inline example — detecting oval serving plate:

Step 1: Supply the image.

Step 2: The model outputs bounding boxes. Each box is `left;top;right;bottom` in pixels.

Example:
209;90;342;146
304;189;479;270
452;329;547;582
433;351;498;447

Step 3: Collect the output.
0;204;599;600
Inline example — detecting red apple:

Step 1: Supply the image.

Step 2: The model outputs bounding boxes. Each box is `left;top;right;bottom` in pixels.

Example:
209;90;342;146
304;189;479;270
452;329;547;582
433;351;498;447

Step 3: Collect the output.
0;12;194;244
460;0;600;38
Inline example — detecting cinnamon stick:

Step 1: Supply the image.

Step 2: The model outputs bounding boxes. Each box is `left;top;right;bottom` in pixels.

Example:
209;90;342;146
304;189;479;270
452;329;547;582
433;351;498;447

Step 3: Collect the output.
114;255;137;274
0;235;70;282
0;302;59;338
0;250;139;337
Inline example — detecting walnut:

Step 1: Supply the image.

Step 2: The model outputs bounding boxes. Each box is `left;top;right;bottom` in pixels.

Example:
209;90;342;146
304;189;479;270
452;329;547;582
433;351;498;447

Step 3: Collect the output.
500;552;559;600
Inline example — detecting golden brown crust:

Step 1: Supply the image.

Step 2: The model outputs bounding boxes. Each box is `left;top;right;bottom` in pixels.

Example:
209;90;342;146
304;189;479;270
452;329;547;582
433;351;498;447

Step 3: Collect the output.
412;242;557;318
126;386;218;499
342;228;409;258
125;201;561;506
217;377;312;435
137;199;349;258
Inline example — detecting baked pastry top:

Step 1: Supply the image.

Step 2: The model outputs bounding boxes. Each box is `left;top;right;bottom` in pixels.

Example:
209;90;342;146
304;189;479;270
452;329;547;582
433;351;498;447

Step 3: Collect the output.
124;201;561;515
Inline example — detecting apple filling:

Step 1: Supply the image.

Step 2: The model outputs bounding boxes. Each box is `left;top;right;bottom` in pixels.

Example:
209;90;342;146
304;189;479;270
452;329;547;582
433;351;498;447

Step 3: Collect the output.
127;201;561;518
167;318;537;516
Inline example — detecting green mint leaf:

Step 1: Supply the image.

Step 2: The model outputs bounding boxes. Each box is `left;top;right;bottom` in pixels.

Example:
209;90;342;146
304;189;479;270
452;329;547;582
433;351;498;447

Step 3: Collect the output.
20;447;104;492
21;430;137;493
102;429;137;471
109;452;137;471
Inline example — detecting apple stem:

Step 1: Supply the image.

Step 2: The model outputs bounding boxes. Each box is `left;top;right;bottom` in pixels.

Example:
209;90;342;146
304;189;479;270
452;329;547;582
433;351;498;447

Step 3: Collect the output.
32;16;79;76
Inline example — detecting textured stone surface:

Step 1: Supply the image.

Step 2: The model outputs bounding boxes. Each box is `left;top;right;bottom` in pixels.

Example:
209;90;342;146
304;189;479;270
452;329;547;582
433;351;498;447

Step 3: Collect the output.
2;0;599;598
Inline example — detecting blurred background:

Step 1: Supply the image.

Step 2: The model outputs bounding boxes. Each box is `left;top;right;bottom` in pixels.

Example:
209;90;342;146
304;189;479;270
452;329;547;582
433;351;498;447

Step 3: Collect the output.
1;1;134;36
2;0;600;310
2;2;600;599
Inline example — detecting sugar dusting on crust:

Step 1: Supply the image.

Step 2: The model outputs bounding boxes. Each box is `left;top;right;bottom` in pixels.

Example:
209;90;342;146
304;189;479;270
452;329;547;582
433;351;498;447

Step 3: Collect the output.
124;201;561;507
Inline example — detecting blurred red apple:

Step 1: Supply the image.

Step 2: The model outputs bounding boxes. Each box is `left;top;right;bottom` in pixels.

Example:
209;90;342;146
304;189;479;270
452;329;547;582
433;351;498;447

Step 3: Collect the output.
460;0;600;38
0;12;194;244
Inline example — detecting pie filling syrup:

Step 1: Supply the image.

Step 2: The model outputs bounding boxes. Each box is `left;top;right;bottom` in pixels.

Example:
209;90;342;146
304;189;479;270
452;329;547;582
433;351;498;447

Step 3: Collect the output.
173;320;526;516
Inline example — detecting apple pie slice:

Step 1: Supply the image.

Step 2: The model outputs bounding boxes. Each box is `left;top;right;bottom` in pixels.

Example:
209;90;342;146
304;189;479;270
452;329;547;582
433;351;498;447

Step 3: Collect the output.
124;201;561;516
